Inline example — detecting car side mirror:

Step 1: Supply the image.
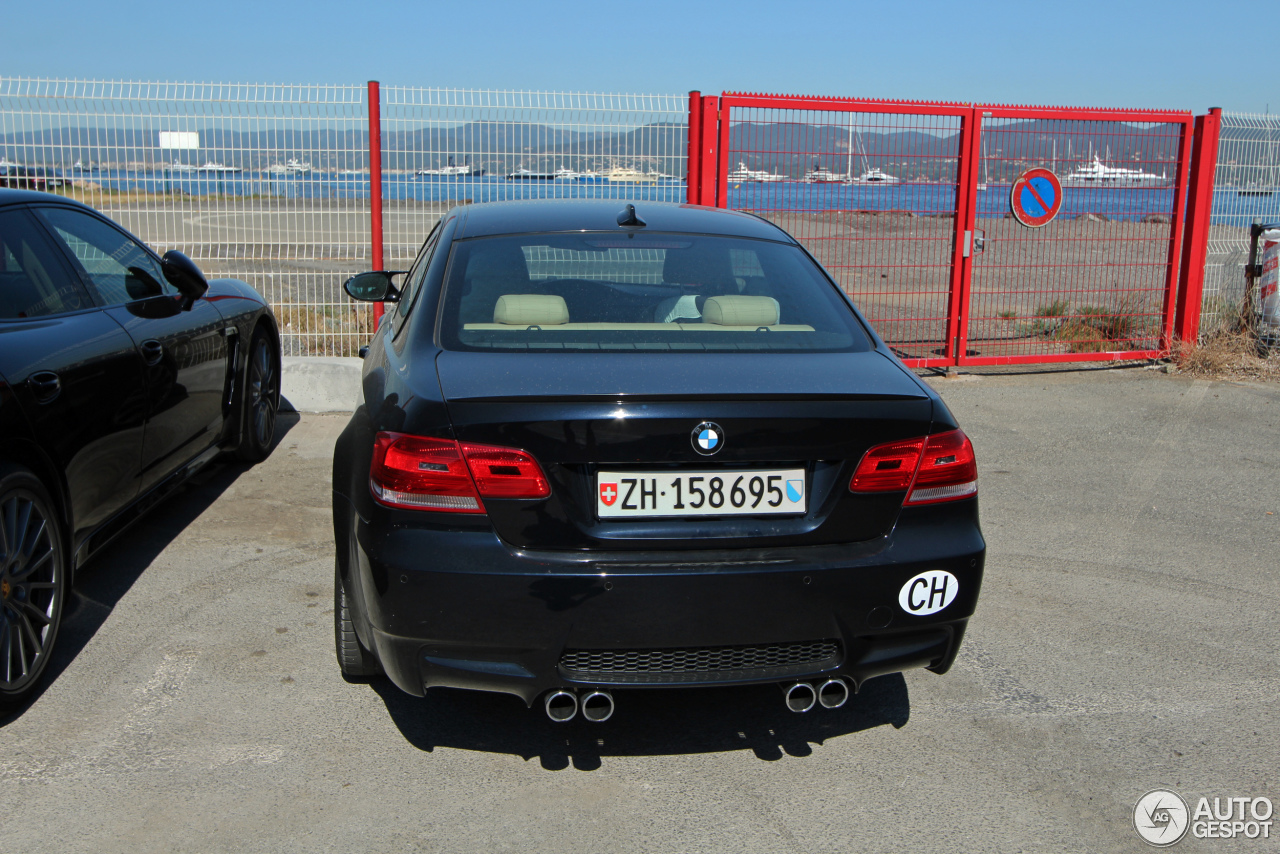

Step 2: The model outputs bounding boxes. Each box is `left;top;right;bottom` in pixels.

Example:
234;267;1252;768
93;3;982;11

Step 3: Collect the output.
344;271;402;303
161;250;209;309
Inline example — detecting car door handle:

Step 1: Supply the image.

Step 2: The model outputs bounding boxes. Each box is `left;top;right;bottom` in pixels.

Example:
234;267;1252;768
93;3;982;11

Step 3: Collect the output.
140;339;164;366
28;371;61;404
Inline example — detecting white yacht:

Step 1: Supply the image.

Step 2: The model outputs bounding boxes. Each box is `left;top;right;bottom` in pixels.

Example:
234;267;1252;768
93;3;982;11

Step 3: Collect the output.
505;168;559;180
727;161;786;183
848;167;901;185
268;158;312;175
603;166;657;184
196;161;242;173
1062;155;1167;186
803;165;848;183
417;156;484;177
169;160;197;172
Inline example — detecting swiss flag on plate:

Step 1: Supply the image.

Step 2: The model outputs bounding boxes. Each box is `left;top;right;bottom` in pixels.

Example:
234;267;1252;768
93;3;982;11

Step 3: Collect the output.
599;482;619;506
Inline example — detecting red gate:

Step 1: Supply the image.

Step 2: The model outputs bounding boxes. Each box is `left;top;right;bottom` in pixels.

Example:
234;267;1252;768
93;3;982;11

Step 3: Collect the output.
691;92;1202;366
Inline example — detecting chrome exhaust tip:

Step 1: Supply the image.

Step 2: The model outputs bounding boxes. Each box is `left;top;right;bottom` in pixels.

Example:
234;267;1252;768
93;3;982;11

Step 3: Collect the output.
818;678;850;709
580;690;615;723
784;681;817;713
544;690;578;722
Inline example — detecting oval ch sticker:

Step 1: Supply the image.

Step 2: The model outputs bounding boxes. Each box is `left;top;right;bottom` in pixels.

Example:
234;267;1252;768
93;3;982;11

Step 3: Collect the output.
898;570;959;615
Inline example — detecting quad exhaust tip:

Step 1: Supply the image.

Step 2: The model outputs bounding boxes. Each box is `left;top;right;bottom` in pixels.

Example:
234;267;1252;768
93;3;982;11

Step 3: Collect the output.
818;678;850;709
545;690;578;722
581;690;615;723
784;681;817;713
784;679;850;712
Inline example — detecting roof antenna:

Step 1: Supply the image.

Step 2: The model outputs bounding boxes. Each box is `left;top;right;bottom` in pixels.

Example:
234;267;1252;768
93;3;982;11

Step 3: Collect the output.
617;203;646;227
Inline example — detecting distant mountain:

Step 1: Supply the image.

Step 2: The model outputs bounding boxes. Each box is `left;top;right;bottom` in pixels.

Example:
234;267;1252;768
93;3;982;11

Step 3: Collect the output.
1;117;1186;182
727;119;1185;181
0;121;689;173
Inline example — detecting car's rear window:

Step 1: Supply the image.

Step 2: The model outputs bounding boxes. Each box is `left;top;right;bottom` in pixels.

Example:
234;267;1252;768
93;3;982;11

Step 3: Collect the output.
438;232;871;352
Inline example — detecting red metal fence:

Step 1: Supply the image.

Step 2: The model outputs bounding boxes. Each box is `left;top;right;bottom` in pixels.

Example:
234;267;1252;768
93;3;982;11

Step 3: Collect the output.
690;91;1218;367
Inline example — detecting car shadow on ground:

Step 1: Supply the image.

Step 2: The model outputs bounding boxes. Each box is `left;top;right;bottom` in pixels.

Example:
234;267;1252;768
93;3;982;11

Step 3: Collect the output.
372;672;910;769
0;411;300;726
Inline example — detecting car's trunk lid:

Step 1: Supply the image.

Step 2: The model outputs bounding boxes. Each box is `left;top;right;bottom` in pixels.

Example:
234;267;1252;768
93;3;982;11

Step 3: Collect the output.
436;351;934;550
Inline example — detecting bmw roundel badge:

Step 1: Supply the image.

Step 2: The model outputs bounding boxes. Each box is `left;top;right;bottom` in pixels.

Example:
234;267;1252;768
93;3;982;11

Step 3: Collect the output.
691;422;724;456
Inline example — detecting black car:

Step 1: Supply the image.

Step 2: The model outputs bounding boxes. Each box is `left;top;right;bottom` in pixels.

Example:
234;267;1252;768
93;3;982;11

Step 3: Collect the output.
0;164;46;191
333;200;983;722
0;189;281;704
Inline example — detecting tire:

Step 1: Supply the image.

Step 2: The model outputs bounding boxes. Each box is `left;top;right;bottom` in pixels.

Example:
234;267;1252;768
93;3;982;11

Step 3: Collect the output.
335;561;381;679
0;465;67;706
236;327;280;462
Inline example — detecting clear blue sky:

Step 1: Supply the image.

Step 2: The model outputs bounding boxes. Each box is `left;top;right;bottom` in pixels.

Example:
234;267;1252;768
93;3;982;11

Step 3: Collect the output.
3;0;1271;112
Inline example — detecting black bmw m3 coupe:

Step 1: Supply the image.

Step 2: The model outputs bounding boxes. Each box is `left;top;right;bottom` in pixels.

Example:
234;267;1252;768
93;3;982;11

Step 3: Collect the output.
333;200;984;722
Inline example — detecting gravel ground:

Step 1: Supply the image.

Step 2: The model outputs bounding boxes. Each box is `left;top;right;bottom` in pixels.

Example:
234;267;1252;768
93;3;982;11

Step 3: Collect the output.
1;368;1277;853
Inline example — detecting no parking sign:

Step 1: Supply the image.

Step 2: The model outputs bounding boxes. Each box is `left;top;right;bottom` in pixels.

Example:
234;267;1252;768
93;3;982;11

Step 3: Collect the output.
1009;168;1063;227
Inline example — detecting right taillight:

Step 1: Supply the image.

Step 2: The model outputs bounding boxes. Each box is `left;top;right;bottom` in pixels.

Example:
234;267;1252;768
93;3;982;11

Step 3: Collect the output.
369;432;551;513
850;429;977;505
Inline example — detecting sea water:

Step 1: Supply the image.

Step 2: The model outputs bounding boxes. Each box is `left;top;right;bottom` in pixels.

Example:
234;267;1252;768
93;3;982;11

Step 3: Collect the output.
66;170;1278;227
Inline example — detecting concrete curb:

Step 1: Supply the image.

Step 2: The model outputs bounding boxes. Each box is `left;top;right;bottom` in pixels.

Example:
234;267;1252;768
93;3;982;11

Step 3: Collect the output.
280;356;363;414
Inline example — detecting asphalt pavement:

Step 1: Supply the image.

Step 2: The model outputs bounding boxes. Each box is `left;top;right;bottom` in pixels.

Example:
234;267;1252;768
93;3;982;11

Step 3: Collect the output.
2;367;1277;853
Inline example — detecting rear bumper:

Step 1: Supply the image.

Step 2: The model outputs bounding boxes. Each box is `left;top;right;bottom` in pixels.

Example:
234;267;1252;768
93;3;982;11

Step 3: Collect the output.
342;498;984;705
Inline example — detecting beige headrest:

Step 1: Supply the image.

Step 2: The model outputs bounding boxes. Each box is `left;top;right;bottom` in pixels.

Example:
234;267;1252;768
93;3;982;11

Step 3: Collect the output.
493;294;570;326
702;295;780;326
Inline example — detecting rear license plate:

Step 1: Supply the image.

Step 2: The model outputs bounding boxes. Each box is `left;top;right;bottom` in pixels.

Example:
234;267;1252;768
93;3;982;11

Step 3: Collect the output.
596;469;807;518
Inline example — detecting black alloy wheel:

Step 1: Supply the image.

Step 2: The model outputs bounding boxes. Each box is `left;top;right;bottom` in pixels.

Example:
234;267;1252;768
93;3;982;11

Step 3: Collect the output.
237;328;280;461
0;466;66;705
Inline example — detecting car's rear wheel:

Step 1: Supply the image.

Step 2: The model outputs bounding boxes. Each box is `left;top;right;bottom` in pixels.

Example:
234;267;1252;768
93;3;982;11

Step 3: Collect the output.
236;327;280;462
0;465;66;706
334;561;381;679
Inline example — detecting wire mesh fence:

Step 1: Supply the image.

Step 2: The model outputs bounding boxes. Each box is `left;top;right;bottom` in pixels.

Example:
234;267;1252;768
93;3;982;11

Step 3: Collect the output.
966;113;1185;361
0;77;377;355
715;96;1190;364
0;77;1247;360
0;79;689;355
376;88;687;272
1205;111;1280;338
719;101;967;362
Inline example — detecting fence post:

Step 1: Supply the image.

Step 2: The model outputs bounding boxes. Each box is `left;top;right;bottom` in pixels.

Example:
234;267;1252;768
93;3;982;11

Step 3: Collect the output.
687;91;702;204
700;96;720;206
368;79;385;325
1174;107;1222;345
950;107;983;367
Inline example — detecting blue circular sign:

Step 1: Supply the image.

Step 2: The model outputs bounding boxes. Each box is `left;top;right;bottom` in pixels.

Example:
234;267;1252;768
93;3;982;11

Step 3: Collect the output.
1009;167;1064;227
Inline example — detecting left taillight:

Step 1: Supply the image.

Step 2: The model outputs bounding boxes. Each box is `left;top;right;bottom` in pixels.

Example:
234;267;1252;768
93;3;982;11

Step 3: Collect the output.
369;432;550;513
849;429;977;505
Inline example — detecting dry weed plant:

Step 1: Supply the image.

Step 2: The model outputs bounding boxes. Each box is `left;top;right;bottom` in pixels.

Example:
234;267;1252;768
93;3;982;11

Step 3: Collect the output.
275;301;376;357
1173;298;1279;381
1173;331;1280;382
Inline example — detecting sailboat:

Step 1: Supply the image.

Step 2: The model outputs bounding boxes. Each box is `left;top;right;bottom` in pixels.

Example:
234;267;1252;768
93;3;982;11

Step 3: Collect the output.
1239;109;1275;197
845;130;900;184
